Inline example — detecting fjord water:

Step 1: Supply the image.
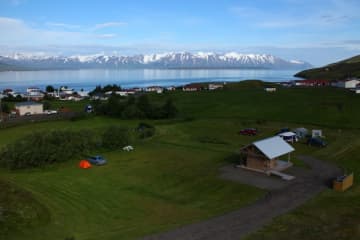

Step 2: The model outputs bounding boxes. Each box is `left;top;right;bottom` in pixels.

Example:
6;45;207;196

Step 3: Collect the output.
0;69;300;91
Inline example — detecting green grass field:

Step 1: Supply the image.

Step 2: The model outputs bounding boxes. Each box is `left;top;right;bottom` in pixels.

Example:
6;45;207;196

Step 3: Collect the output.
1;83;360;240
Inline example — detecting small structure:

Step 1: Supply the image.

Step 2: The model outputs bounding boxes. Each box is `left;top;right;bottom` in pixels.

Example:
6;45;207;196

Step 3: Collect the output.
240;136;295;178
15;102;43;116
182;83;203;92
166;86;176;91
264;87;277;92
294;127;308;139
333;79;360;89
79;160;92;169
333;173;353;192
208;83;224;90
145;86;164;94
277;131;298;143
312;129;323;138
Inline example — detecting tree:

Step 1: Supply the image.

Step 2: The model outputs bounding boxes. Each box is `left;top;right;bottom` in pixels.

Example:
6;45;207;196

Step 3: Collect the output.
1;102;10;113
136;94;152;117
46;85;55;92
43;101;51;110
162;98;178;118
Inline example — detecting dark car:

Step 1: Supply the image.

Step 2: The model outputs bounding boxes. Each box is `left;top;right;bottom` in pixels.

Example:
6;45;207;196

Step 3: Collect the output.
88;155;107;165
239;128;258;136
276;127;290;135
307;137;327;147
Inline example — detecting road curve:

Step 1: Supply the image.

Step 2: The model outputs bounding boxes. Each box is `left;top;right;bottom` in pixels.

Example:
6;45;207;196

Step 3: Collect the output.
141;156;341;240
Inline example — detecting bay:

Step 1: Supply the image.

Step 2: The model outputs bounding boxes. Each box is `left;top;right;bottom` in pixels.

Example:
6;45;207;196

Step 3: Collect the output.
0;69;301;92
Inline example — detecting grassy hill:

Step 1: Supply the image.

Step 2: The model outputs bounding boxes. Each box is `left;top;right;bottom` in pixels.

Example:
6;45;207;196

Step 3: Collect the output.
1;85;360;239
295;55;360;80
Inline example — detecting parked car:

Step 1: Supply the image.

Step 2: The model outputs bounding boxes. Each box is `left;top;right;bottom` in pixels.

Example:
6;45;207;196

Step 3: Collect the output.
24;112;32;116
88;155;107;165
276;127;290;135
307;137;327;147
239;128;258;136
44;110;58;115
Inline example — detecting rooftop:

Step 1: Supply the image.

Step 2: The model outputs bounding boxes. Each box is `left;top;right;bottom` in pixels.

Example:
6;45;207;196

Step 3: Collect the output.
253;136;294;159
15;102;43;107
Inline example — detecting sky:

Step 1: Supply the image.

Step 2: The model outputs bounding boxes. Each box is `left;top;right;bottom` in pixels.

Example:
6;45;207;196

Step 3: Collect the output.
0;0;359;66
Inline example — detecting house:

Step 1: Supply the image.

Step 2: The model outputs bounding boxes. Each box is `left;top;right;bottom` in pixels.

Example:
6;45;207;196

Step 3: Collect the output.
182;83;203;92
165;86;176;91
240;136;295;175
27;91;45;101
145;86;164;93
90;93;108;101
77;91;89;98
333;79;360;88
208;83;223;90
26;87;41;93
105;90;136;97
15;102;43;116
292;79;330;87
264;87;277;92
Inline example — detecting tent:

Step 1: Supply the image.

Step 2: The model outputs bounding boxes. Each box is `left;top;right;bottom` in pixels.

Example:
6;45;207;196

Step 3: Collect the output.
79;160;92;169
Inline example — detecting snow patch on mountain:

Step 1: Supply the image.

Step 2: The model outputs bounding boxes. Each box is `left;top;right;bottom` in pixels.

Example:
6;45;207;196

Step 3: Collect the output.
0;52;312;70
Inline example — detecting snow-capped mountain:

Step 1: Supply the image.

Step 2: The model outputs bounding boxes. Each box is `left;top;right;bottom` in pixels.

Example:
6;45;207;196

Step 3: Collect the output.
0;52;312;70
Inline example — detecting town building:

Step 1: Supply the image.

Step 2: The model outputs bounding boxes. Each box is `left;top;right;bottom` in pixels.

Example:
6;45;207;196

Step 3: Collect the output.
15;102;43;116
182;83;203;91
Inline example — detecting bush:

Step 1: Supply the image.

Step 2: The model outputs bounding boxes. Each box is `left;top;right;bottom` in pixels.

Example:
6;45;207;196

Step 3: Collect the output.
0;130;99;169
102;126;132;149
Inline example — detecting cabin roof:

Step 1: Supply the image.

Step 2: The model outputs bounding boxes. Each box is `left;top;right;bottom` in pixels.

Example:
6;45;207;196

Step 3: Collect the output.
253;136;294;159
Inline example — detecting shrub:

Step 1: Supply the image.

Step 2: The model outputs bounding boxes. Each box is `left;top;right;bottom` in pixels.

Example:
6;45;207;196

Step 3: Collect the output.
0;130;99;169
102;126;132;149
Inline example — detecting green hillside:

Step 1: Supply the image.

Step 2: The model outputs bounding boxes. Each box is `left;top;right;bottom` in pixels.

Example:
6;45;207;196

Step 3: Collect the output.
295;55;360;80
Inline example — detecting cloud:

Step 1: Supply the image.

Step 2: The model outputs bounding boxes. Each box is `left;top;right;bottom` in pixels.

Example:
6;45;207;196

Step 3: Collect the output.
46;22;81;29
95;34;117;39
229;1;358;29
0;16;121;46
93;22;127;30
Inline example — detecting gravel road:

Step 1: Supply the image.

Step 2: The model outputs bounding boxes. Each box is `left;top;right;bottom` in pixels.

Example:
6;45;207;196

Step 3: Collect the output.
141;156;341;240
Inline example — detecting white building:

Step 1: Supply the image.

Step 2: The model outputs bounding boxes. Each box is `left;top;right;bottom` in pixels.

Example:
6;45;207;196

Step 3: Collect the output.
264;87;277;92
208;83;224;90
15;102;43;116
334;79;360;89
105;90;136;97
26;87;41;93
145;86;164;93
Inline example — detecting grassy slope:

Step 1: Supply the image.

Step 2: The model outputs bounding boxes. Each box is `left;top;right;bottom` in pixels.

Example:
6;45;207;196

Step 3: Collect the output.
1;84;360;239
295;55;360;80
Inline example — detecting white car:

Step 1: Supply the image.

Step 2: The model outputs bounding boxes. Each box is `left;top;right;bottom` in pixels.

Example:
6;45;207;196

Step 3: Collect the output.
44;110;58;115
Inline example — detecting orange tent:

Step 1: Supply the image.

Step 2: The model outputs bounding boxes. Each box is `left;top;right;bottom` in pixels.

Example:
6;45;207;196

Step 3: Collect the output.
79;160;92;169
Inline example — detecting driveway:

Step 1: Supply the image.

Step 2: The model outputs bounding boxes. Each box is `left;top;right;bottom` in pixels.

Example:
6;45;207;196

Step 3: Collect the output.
141;156;341;240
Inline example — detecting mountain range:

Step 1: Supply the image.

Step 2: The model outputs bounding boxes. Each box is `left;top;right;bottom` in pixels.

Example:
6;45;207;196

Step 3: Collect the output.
0;52;312;70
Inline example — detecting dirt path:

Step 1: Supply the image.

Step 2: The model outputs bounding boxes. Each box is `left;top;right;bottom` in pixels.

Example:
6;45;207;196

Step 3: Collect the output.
141;156;341;240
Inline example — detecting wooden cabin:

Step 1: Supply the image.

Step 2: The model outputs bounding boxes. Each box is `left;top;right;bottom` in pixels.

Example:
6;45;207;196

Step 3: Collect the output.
240;136;295;174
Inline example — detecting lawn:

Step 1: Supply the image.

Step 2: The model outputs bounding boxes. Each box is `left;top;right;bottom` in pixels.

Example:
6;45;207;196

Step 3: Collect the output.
1;84;360;240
